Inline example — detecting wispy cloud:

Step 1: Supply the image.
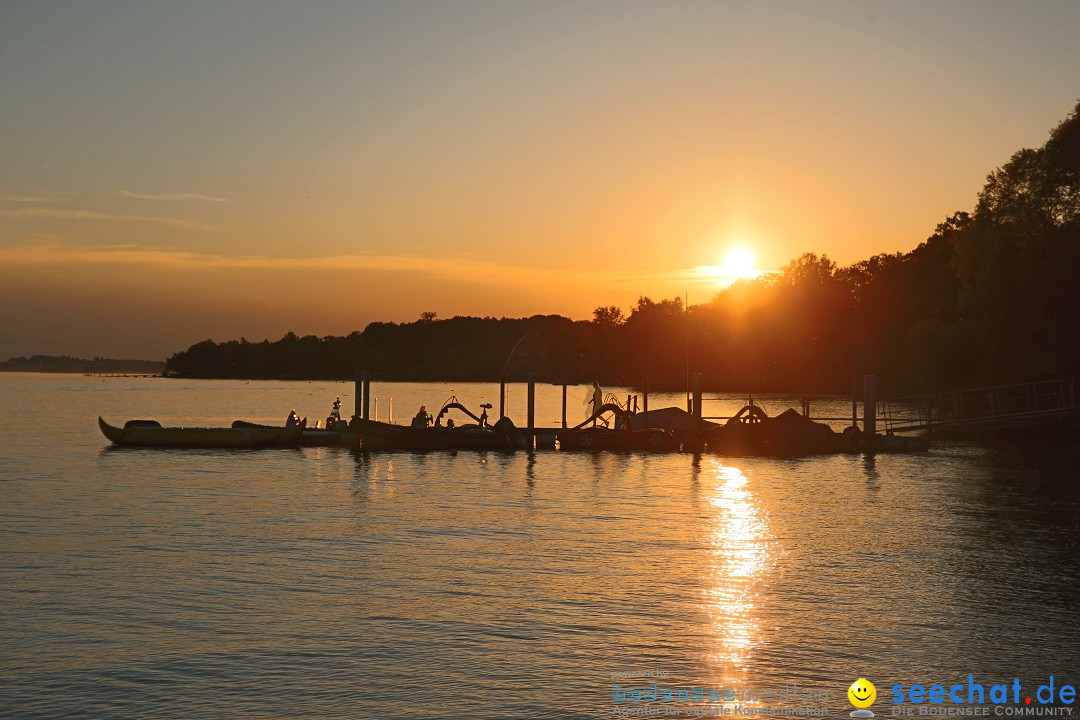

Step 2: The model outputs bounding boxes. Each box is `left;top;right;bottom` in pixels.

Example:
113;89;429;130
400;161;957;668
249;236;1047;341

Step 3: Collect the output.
0;207;212;231
119;190;228;203
1;194;55;203
0;243;563;282
0;243;689;291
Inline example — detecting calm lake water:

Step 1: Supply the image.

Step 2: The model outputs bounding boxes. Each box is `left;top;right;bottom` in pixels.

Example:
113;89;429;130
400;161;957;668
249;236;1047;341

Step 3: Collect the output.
2;373;1079;719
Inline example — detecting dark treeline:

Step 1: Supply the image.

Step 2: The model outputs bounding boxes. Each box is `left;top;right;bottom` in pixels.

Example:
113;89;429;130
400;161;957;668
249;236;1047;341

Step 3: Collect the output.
167;102;1080;394
1;355;166;374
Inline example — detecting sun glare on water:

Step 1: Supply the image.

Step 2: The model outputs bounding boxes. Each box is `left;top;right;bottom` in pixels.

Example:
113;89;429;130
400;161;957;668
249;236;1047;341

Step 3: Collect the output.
698;245;761;284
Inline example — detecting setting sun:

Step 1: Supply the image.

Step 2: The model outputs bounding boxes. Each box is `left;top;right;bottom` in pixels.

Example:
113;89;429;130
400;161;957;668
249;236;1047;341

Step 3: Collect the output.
723;246;757;279
697;245;761;285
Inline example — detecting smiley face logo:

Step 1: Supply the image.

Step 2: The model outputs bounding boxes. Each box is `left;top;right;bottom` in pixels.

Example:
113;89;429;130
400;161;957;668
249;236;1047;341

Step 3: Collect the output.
848;678;876;709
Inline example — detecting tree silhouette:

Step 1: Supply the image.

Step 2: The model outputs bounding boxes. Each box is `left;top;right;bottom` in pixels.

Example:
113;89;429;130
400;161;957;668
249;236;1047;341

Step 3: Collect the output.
164;101;1080;394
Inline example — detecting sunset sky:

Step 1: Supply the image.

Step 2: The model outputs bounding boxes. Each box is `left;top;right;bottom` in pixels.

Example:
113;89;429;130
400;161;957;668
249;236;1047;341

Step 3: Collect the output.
2;1;1080;359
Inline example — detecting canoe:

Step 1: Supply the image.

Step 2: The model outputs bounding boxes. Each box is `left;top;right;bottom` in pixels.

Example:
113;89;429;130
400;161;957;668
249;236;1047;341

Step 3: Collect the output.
99;416;304;448
352;417;513;452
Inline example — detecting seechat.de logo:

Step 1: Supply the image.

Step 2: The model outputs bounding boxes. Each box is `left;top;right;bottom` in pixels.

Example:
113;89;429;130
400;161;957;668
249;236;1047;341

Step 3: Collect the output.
849;678;877;718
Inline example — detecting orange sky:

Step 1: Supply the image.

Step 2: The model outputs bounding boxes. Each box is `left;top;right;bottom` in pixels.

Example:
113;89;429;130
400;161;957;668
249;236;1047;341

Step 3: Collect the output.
3;1;1080;359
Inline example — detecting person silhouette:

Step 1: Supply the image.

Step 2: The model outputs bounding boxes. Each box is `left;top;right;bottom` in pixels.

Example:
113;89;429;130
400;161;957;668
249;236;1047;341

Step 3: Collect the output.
411;404;432;428
591;381;606;427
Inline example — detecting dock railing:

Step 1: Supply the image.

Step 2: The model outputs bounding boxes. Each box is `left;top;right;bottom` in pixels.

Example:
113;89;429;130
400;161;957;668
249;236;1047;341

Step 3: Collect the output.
881;377;1080;433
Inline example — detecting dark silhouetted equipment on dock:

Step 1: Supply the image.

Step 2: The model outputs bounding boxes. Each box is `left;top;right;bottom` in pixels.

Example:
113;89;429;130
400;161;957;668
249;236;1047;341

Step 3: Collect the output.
556;402;677;452
99;370;1078;454
338;370;931;455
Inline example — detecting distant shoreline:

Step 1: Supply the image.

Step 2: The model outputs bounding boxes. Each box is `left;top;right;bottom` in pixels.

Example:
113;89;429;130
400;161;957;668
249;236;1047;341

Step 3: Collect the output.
0;371;162;377
0;355;165;375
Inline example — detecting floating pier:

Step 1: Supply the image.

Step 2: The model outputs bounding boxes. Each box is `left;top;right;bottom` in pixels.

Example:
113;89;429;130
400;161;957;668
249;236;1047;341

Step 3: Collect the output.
879;377;1080;438
340;370;936;455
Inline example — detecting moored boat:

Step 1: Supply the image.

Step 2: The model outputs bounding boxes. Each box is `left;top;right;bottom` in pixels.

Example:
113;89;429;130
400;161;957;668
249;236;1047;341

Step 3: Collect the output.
99;414;304;448
706;406;840;456
556;401;677;452
350;397;517;452
232;419;357;447
352;417;514;452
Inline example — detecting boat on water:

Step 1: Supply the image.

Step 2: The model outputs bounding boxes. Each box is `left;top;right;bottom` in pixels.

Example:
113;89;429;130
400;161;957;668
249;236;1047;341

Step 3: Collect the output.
706;404;840;456
233;400;357;446
352;417;514;451
99;414;305;448
352;398;516;451
232;419;359;447
556;402;678;452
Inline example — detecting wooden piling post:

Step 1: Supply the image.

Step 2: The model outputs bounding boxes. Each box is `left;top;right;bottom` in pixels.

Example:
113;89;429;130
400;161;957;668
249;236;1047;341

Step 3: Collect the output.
561;384;567;429
354;370;363;420
499;379;506;419
851;376;858;428
692;373;703;424
362;370;371;420
527;372;536;450
643;373;649;428
863;374;877;440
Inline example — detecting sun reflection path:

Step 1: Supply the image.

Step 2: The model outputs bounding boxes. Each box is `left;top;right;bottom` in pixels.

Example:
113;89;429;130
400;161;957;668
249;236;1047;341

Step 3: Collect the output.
705;463;775;675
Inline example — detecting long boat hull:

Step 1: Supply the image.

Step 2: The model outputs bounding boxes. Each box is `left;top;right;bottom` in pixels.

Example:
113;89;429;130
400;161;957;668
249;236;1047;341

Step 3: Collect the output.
352;418;513;452
232;419;360;447
99;417;303;448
